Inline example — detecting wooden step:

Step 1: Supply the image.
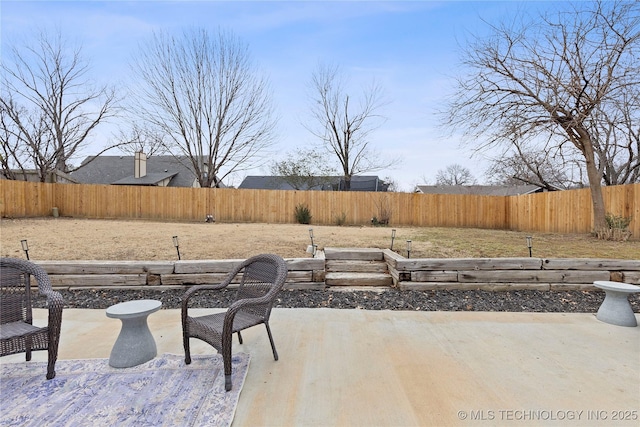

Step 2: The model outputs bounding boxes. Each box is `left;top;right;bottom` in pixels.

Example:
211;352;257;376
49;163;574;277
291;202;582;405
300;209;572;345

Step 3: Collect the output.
326;260;388;273
324;248;384;261
325;272;393;287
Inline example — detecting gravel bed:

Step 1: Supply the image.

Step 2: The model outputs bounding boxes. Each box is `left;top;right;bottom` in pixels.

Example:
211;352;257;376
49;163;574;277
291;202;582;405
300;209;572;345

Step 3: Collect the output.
34;288;640;313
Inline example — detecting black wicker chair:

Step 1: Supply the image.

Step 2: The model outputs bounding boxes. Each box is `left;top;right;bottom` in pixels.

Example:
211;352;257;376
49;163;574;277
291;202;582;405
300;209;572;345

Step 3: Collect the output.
0;257;64;379
181;253;288;391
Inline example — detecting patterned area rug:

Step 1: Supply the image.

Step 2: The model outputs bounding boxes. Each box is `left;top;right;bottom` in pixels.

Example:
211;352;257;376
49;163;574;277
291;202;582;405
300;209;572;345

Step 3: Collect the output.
0;353;250;427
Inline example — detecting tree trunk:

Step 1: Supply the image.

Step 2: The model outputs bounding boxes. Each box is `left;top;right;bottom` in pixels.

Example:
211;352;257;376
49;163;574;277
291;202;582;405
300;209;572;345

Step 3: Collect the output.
343;178;351;191
581;136;608;235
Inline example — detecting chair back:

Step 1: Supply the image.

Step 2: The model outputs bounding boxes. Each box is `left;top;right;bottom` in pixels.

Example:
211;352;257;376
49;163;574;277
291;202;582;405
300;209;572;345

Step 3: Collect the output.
0;258;34;325
235;254;288;320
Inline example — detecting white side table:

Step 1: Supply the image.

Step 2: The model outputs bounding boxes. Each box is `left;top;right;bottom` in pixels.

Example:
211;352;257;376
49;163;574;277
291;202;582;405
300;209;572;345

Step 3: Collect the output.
106;299;162;367
593;281;640;327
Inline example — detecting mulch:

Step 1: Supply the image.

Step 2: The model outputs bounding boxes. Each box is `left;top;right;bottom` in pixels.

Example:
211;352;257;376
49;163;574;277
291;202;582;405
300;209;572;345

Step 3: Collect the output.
34;288;640;313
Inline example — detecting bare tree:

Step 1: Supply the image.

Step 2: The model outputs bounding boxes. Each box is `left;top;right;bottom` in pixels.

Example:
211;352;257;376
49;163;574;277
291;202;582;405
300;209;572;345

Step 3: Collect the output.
270;147;337;190
485;146;585;190
128;28;277;188
486;88;640;189
435;164;477;185
382;176;400;192
442;1;640;236
589;90;640;185
306;63;396;191
0;29;118;181
487;94;639;188
0;104;31;180
115;123;169;157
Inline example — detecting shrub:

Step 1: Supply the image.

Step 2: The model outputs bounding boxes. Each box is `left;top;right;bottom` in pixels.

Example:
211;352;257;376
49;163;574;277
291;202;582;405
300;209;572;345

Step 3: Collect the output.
596;213;633;241
372;194;392;226
333;211;347;226
294;204;312;224
371;216;389;226
606;213;632;230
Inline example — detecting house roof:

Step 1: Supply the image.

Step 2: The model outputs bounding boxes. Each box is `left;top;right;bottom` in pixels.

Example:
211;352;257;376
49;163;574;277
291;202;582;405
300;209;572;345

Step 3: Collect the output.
71;155;198;187
238;175;389;191
112;172;178;186
2;168;79;184
414;184;545;196
239;176;302;190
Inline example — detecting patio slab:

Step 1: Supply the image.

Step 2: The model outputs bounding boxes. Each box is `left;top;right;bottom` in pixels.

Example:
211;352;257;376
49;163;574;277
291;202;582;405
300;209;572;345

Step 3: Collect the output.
2;308;638;426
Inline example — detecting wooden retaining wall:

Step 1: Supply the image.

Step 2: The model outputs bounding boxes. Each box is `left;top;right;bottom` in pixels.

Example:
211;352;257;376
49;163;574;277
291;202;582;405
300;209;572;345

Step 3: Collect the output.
36;258;326;291
383;250;640;291
32;248;640;292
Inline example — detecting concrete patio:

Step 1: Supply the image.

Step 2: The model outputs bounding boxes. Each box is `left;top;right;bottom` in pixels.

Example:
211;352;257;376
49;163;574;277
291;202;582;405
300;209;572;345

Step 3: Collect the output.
2;308;639;426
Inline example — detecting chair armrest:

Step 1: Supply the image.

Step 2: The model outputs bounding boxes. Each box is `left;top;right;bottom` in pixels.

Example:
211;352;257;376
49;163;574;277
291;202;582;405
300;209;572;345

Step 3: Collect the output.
32;265;64;316
36;276;64;333
45;290;64;324
227;293;274;314
222;292;279;332
180;283;229;314
43;289;64;310
181;259;247;314
182;283;228;301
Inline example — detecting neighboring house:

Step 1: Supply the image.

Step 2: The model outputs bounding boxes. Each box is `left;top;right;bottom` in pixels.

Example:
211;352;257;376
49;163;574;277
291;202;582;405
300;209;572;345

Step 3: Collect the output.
71;153;216;188
414;184;550;196
239;175;390;192
0;169;79;184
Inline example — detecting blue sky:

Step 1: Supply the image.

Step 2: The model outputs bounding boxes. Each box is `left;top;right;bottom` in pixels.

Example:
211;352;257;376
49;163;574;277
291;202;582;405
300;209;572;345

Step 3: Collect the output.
1;1;556;190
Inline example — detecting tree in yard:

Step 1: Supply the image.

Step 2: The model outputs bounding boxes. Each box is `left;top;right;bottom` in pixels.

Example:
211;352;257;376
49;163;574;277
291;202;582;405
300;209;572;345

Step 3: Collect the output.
0;29;118;181
270;147;337;190
435;164;477;185
306;63;397;191
487;88;640;189
485;145;585;190
382;176;399;192
0;104;31;180
115;123;169;157
442;1;640;237
128;28;277;188
588;90;640;185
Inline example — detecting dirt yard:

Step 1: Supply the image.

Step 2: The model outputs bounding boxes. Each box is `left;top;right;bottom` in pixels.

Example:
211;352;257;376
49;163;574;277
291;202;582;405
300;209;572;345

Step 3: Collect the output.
1;217;638;261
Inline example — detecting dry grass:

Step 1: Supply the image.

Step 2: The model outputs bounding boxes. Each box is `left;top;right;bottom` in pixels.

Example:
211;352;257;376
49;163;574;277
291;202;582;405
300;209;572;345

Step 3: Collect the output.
1;218;638;261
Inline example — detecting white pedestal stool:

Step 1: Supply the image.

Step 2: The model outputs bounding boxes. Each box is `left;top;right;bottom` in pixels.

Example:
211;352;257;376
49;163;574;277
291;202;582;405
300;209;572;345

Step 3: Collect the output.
593;281;640;327
106;299;162;367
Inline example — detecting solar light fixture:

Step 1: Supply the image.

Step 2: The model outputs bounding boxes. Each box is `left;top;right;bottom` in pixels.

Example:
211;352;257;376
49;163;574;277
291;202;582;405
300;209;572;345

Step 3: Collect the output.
526;236;533;257
172;235;181;260
306;243;317;258
406;240;412;259
20;239;30;260
306;229;317;258
390;229;396;250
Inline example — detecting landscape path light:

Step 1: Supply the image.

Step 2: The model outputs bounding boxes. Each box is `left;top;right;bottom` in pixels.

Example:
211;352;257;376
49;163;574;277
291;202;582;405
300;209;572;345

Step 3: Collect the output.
526;236;533;257
306;243;317;258
20;239;30;260
306;228;317;257
172;236;181;260
390;229;396;250
406;240;412;259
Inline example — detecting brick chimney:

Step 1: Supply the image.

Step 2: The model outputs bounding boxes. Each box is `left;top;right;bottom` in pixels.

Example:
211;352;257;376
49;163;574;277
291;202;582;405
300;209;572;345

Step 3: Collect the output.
134;151;147;178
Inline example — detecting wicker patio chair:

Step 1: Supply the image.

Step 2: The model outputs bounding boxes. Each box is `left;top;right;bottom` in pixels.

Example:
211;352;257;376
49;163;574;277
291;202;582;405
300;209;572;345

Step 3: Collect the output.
0;257;64;379
181;253;288;391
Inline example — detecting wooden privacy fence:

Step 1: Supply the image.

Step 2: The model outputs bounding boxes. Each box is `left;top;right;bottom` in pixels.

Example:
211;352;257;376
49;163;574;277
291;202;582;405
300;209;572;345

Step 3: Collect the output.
1;180;638;238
